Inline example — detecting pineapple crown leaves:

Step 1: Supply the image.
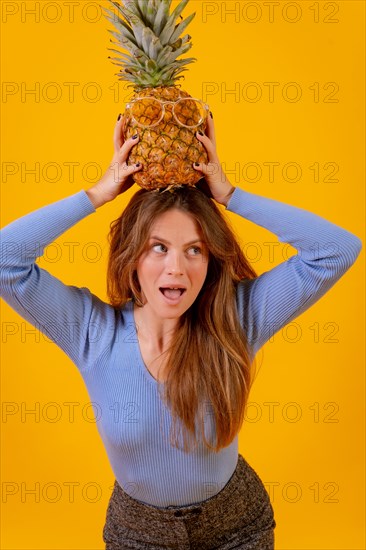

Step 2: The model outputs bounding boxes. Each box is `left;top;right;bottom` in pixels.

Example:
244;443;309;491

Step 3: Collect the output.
101;0;197;87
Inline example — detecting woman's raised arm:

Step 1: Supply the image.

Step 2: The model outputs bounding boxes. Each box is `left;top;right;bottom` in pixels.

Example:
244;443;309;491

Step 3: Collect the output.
227;187;362;356
193;115;362;357
0;191;106;370
0;115;141;370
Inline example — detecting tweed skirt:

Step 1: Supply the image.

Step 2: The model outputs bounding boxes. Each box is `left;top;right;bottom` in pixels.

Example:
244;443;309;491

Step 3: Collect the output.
102;454;276;549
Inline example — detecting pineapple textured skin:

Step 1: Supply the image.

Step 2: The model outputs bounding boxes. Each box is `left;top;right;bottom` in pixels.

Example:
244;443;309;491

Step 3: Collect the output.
124;86;208;189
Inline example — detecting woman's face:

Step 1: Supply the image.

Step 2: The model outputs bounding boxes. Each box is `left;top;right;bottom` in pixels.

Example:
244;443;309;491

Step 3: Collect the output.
136;208;209;319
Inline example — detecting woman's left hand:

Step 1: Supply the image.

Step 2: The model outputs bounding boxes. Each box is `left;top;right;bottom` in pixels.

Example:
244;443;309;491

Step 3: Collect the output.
193;114;235;206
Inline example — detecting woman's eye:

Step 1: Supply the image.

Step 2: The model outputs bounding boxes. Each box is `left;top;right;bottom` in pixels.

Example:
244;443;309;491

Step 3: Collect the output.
189;246;202;255
152;243;166;252
151;243;202;255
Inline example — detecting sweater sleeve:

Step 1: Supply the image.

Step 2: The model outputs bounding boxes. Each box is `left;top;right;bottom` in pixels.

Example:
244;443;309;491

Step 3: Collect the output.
225;187;362;357
0;191;118;371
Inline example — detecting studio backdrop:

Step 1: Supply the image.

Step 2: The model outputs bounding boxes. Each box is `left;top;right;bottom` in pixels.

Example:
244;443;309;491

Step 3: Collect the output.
1;1;365;549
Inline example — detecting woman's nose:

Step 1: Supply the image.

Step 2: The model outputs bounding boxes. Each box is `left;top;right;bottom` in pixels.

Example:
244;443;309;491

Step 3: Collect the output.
166;253;184;274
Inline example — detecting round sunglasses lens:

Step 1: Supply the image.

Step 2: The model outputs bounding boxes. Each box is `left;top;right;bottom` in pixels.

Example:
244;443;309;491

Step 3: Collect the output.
173;99;206;127
130;98;163;126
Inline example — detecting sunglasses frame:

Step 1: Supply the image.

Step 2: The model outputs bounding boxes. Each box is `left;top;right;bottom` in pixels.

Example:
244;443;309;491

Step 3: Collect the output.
125;97;210;129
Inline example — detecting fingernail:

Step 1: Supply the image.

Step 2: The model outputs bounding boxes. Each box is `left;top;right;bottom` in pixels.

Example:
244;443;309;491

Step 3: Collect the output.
194;162;200;166
135;162;141;167
132;134;138;139
198;131;204;136
209;111;213;119
117;113;122;121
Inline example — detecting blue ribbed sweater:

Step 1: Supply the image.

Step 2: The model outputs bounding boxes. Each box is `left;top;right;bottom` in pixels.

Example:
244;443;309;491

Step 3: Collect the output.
0;187;362;507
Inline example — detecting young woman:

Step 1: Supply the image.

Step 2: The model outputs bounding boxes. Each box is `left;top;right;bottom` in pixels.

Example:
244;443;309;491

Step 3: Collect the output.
0;114;361;549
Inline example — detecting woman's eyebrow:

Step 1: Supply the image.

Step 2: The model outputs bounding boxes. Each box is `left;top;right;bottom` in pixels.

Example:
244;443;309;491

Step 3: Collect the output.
150;235;203;246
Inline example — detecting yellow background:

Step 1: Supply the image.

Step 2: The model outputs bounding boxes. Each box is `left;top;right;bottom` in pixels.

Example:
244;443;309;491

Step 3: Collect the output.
1;1;364;548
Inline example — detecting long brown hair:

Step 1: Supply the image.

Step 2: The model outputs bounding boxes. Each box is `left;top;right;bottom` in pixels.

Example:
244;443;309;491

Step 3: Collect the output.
107;186;258;453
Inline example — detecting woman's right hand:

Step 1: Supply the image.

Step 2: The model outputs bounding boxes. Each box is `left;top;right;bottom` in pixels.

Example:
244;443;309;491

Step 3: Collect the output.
86;115;142;208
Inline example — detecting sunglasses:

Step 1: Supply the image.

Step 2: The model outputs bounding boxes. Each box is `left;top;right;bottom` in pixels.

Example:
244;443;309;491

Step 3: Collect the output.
125;97;210;129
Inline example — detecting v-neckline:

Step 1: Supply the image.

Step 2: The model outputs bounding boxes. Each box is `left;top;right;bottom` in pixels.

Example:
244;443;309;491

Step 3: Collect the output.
128;301;164;386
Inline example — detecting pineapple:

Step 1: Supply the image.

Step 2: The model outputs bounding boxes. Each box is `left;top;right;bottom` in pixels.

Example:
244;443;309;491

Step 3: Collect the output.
102;0;209;190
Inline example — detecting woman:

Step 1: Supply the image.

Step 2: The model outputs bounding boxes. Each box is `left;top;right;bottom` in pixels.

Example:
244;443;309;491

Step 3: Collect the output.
0;113;362;549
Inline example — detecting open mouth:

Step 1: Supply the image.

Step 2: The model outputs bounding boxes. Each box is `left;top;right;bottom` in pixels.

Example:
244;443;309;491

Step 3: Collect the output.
159;288;186;298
